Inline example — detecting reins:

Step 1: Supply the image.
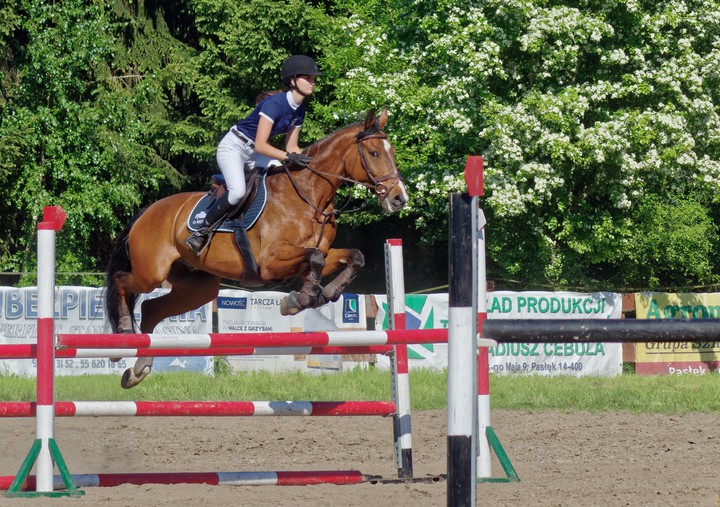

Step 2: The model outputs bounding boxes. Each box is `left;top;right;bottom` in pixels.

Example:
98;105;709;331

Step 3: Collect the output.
280;164;335;249
286;132;403;195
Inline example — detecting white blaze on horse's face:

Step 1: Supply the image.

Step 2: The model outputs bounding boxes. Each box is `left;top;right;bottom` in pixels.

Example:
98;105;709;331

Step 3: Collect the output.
381;139;409;213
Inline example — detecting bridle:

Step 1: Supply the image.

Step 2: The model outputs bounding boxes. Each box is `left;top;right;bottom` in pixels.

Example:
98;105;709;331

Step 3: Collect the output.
288;132;403;202
283;130;403;209
281;128;403;247
354;132;404;203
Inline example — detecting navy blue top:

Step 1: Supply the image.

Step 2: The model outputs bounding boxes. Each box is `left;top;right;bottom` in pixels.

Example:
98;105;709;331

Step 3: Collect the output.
234;91;307;141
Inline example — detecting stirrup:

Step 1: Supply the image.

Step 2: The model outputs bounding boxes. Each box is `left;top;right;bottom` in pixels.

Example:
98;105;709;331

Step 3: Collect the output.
185;231;210;255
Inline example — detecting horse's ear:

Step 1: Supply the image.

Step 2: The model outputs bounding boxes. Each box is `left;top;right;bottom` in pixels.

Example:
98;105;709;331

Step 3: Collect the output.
363;109;377;131
378;108;388;129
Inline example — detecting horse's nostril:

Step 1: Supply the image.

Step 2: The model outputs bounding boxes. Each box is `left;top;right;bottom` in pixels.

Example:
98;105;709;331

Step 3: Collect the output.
391;195;407;209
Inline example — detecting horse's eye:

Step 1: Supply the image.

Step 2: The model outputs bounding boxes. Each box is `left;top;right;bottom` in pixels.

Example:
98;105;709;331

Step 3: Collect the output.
370;151;379;157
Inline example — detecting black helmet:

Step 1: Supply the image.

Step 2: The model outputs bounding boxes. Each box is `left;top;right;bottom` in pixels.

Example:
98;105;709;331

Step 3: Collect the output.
281;55;322;83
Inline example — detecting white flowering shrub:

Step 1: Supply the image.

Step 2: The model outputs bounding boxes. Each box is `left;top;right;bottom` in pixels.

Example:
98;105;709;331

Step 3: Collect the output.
314;0;720;288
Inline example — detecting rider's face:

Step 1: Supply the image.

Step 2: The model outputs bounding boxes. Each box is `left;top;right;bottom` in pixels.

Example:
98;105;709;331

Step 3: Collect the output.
295;75;316;95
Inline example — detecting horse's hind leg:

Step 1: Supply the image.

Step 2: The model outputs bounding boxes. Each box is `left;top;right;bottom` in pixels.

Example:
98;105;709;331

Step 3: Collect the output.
113;271;143;333
121;265;221;389
320;248;365;302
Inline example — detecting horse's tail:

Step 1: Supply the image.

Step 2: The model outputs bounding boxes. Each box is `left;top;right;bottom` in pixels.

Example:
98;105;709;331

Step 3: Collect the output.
104;207;147;333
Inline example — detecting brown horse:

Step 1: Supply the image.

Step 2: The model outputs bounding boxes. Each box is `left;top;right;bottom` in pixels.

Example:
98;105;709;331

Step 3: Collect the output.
104;109;408;388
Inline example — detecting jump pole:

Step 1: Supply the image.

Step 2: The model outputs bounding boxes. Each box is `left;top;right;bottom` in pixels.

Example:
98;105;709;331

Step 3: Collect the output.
0;344;395;359
469;156;491;480
1;470;370;490
482;318;720;342
5;206;83;498
385;238;413;478
56;329;449;349
0;401;396;417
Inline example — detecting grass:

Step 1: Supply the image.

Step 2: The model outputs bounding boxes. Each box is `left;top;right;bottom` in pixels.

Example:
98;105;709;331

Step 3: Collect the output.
2;367;720;414
490;373;720;413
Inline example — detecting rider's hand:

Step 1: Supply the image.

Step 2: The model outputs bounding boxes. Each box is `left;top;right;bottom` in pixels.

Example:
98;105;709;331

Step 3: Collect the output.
285;152;313;167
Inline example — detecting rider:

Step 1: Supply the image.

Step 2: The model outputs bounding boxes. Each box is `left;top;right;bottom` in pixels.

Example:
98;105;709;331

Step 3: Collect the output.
186;54;321;255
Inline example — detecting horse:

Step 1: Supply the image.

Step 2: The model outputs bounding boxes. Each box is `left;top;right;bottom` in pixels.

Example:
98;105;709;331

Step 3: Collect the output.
104;108;408;388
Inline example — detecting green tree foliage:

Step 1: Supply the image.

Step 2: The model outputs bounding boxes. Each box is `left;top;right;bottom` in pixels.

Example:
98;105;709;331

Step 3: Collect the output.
2;0;719;291
187;0;329;152
0;0;193;283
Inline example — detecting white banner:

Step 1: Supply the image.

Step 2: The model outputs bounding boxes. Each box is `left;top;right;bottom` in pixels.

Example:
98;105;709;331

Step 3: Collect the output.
0;287;213;377
486;291;623;377
374;291;623;377
217;290;368;373
1;286;623;377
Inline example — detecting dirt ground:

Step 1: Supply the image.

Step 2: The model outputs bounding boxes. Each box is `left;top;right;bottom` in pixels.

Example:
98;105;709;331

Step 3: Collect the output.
1;410;718;506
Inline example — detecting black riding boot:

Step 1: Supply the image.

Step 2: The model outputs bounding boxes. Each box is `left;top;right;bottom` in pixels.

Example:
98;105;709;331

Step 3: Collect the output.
185;193;234;255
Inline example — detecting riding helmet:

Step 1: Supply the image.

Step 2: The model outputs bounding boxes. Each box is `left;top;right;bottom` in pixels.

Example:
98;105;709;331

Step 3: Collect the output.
281;55;322;83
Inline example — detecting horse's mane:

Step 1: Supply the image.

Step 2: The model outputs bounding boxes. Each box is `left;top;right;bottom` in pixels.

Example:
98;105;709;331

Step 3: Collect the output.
311;116;382;148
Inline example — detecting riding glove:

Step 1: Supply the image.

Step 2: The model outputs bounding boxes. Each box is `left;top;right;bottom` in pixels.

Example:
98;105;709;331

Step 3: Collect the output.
285;152;313;167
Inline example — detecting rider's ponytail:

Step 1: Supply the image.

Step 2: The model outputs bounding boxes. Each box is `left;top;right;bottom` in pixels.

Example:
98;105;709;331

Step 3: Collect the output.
255;89;284;104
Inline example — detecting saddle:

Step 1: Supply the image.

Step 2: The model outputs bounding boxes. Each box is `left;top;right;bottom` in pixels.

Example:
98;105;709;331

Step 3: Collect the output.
187;168;270;284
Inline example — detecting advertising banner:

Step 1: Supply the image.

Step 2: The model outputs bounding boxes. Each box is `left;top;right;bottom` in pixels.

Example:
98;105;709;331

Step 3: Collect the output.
216;290;368;373
0;286;213;377
635;292;720;375
1;285;624;377
375;291;623;377
486;291;623;377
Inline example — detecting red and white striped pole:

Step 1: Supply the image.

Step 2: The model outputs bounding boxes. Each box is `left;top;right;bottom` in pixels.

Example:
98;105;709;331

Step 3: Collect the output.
0;469;368;490
0;344;394;360
35;206;66;493
56;329;448;349
0;400;396;418
385;239;413;478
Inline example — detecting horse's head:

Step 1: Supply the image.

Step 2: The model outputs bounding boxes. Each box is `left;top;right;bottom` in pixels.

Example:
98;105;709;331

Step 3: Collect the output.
350;109;409;213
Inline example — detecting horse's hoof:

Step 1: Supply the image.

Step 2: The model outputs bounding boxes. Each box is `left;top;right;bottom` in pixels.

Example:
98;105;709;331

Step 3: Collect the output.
121;365;151;389
322;285;341;303
280;292;301;316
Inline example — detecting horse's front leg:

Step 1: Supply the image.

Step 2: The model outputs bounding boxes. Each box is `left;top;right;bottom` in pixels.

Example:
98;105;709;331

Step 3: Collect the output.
280;248;326;316
320;248;365;303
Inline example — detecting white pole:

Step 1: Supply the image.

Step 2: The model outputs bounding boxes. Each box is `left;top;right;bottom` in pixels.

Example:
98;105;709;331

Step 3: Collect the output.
385;239;413;478
476;208;492;478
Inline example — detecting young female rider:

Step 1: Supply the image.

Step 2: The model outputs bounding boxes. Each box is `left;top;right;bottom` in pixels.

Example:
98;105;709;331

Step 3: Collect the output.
186;54;321;254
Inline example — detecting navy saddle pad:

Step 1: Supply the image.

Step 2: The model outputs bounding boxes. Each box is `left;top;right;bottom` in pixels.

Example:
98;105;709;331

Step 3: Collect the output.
186;172;268;232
